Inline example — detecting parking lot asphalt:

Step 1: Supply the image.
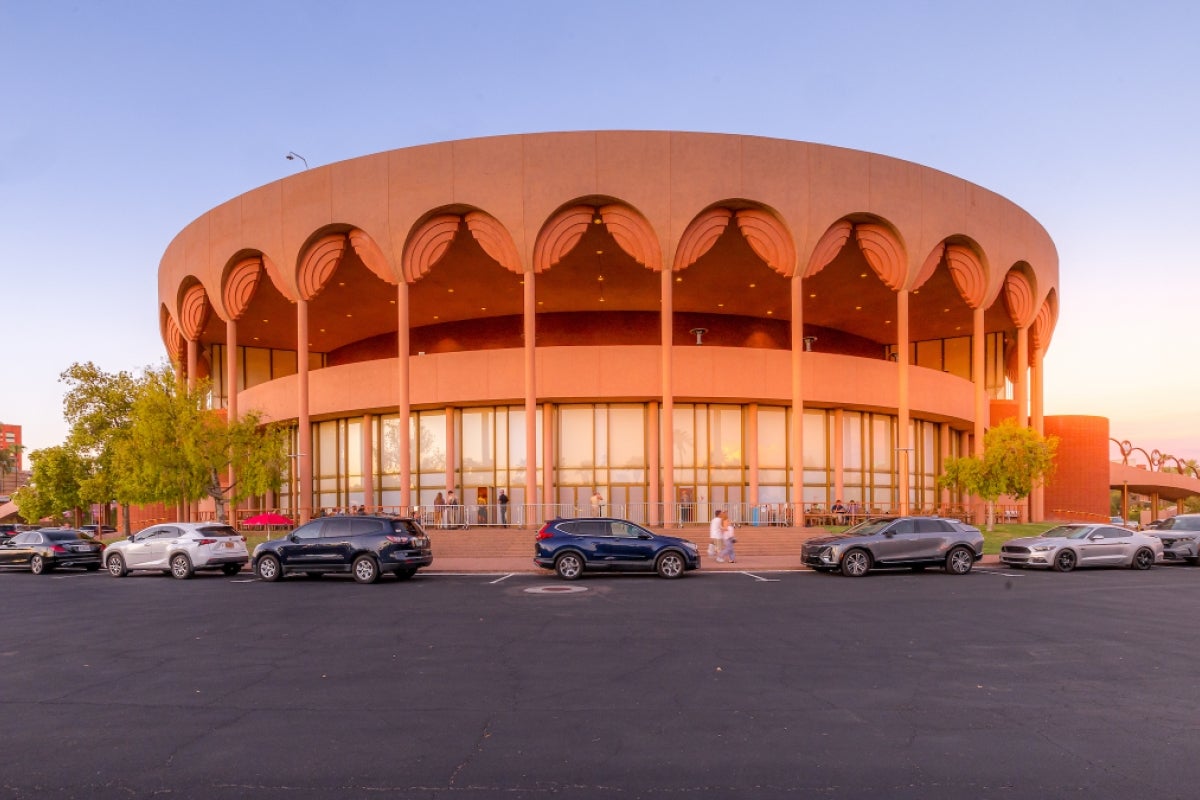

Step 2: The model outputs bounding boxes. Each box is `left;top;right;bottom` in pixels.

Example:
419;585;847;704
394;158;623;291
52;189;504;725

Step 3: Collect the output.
3;564;1200;799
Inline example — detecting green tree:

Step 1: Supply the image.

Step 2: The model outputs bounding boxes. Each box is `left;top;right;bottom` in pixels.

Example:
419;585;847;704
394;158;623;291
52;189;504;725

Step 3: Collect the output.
59;362;142;532
938;419;1058;530
15;445;90;525
112;366;287;522
0;422;22;489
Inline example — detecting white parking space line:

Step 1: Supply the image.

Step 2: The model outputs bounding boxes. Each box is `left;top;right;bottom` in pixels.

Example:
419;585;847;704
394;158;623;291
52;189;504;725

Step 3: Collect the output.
740;571;781;582
975;568;1026;577
489;573;515;584
50;572;103;580
229;579;258;583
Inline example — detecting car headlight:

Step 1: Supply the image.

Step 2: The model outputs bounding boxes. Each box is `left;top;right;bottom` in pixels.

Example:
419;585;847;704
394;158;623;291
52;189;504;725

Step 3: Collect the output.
683;541;699;552
1031;545;1055;552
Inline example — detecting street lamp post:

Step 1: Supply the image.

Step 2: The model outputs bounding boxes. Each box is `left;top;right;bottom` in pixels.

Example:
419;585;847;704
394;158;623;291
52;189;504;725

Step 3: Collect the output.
285;151;309;169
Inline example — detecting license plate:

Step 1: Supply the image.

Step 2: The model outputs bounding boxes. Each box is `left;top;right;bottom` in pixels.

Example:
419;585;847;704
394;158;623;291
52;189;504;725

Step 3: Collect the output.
224;541;234;549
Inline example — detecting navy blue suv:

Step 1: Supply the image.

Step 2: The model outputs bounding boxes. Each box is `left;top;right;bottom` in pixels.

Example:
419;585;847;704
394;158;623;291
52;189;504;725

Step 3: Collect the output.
253;515;432;584
534;517;700;579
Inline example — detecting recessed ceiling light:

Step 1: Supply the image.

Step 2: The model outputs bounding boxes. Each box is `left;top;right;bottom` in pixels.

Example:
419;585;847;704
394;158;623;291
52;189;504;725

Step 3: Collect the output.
859;273;867;278
262;319;268;323
675;276;682;283
319;328;326;332
885;320;892;324
766;310;774;315
253;336;260;341
537;301;543;305
809;293;816;299
480;307;487;311
599;297;605;303
447;288;454;293
943;308;950;313
717;303;724;307
855;306;862;310
389;299;396;304
338;282;345;287
597;275;604;282
346;313;352;318
433;315;439;320
596;249;603;255
749;283;756;288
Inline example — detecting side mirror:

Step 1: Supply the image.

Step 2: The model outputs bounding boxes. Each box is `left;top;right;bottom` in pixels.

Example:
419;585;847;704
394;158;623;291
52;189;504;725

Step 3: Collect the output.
289;533;300;543
127;534;135;541
637;532;653;540
883;531;895;538
1088;533;1103;541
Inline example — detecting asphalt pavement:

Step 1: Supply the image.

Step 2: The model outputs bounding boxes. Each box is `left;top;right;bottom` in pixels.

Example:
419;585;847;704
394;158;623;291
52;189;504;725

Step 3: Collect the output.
2;563;1199;799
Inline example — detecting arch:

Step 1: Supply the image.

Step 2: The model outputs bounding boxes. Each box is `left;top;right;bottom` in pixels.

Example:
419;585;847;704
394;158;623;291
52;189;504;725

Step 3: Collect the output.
221;255;264;322
804;220;854;278
178;279;211;341
911;243;946;292
348;228;395;285
1031;288;1058;351
297;232;348;301
673;208;733;272
945;242;988;309
597;204;662;272
854;222;906;291
1003;263;1037;327
735;208;796;278
160;306;185;366
402;214;461;284
533;205;594;274
464;211;522;275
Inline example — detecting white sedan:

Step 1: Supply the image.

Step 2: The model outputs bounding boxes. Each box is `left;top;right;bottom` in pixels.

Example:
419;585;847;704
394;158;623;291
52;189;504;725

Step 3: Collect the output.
104;522;249;579
1000;523;1163;572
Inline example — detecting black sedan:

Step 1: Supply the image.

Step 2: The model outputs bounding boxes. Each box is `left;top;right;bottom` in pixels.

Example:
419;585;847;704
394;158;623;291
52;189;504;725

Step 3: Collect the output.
252;515;432;584
534;517;701;579
0;529;104;574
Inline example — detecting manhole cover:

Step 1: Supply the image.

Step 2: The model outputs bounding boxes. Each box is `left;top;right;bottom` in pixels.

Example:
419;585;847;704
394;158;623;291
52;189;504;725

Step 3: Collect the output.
523;585;588;595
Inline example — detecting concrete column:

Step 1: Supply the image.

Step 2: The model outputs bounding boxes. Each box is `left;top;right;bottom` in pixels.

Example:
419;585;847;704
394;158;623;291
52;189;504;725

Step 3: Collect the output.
972;306;986;456
186;339;198;392
833;409;844;504
1016;326;1029;428
897;289;910;515
647;401;660;517
362;414;375;512
747;403;759;506
661;267;674;527
226;318;238;512
297;299;312;523
790;273;804;523
1031;344;1044;521
444;405;456;497
939;422;951;510
523;272;538;522
397;280;412;511
542;402;554;510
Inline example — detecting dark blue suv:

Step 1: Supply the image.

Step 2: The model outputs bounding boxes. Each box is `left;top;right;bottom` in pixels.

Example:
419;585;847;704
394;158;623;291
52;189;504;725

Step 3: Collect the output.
534;517;700;580
253;515;432;584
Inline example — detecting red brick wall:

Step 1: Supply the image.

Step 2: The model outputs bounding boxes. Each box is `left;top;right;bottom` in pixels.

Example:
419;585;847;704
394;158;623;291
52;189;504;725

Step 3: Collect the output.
1043;415;1110;521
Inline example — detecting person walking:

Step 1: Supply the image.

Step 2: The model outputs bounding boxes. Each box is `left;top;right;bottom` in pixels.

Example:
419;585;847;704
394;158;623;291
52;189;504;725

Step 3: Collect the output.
433;492;445;529
589;488;604;516
720;512;737;563
499;489;509;527
709;510;727;561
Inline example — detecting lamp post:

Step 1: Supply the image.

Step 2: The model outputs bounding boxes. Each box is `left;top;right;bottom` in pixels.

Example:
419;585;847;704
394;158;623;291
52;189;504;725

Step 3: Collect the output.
285;152;309;169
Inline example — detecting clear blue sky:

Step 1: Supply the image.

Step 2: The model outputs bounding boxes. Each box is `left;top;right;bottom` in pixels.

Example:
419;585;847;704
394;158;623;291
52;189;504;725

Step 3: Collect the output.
2;0;1197;463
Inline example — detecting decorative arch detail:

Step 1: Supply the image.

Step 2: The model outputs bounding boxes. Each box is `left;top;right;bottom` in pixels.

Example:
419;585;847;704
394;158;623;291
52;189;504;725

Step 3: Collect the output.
735;209;795;277
464;211;522;275
1031;290;1058;351
222;257;263;321
945;244;988;309
161;310;185;366
533;206;592;274
179;283;211;341
804;220;853;278
855;223;906;291
598;204;662;272
1003;268;1036;327
673;208;733;272
298;233;348;301
348;229;394;285
911;243;946;292
402;214;461;283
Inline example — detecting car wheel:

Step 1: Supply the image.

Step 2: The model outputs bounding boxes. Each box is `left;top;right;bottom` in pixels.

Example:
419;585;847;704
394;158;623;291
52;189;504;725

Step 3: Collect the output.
352;555;379;584
221;563;242;576
554;552;584;580
30;555;48;575
656;551;685;579
840;548;871;577
945;546;974;575
169;553;194;580
1131;547;1154;570
1053;549;1077;572
394;567;417;581
256;555;282;582
106;553;128;577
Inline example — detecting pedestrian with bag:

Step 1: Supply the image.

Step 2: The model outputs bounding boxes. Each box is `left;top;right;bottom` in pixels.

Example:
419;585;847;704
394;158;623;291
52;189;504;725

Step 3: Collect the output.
709;509;727;561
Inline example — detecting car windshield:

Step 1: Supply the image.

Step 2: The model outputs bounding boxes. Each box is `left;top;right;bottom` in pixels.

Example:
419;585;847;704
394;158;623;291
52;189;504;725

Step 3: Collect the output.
1040;525;1092;540
842;519;893;536
197;525;239;538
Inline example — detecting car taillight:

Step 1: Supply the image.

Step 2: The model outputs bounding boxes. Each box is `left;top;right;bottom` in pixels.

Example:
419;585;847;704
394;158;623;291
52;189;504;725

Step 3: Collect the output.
240;535;247;542
386;535;412;545
197;538;217;546
536;524;553;540
50;545;67;553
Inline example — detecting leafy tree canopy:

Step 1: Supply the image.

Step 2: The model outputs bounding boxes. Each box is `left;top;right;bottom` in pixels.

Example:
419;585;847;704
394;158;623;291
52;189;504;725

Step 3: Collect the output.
938;419;1058;529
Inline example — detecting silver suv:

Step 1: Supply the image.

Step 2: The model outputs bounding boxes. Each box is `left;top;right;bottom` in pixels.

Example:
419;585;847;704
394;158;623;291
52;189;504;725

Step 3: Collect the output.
802;516;984;577
1150;514;1200;564
104;522;249;579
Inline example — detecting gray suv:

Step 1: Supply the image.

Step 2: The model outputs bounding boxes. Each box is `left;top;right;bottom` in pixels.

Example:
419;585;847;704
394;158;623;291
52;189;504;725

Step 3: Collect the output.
802;516;984;577
1151;514;1200;564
